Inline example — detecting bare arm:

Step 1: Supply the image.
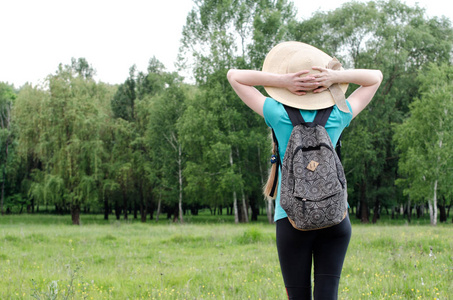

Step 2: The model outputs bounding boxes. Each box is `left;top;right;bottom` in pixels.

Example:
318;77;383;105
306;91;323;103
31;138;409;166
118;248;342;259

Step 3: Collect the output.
227;69;318;117
311;67;383;119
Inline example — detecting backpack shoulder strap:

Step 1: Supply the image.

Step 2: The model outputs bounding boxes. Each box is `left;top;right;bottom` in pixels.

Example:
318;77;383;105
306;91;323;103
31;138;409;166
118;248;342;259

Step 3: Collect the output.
283;105;305;126
269;129;280;198
284;104;334;127
313;106;333;127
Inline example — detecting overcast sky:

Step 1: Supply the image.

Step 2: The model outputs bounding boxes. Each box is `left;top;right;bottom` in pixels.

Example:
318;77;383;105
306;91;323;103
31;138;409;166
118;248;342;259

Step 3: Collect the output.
1;0;452;88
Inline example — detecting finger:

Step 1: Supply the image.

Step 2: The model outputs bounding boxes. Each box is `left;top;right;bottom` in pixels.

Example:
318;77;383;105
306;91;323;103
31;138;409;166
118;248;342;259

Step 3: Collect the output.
294;70;310;77
296;77;317;83
293;85;316;92
311;74;327;81
312;66;326;72
299;81;319;87
299;76;316;82
293;86;311;91
313;87;328;93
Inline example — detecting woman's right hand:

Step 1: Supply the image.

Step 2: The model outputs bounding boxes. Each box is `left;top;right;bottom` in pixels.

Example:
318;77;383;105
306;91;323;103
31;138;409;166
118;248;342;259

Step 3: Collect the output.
283;71;320;95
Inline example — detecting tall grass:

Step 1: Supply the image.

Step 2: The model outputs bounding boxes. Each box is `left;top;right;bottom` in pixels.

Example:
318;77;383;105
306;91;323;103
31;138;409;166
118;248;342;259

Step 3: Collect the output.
0;214;452;299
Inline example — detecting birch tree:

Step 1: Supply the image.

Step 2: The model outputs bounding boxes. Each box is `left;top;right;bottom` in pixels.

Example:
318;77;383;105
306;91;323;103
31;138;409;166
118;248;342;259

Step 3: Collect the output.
394;63;453;225
146;76;187;222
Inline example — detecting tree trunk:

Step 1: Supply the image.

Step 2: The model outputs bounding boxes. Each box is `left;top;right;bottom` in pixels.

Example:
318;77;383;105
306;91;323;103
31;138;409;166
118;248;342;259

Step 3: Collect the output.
416;205;422;218
114;201;121;220
430;134;443;225
439;196;447;223
258;145;274;224
439;204;447;222
229;150;239;223
178;144;184;224
233;192;239;224
148;197;154;220
139;188;148;222
123;190;128;220
356;200;361;219
267;199;274;224
428;199;434;224
407;198;412;223
104;195;109;220
133;202;138;219
1;158;6;216
0;173;4;215
429;180;438;226
172;206;179;223
251;199;259;222
241;192;249;223
156;195;162;222
372;197;380;224
360;180;369;223
71;204;80;225
140;202;147;223
0;128;10;216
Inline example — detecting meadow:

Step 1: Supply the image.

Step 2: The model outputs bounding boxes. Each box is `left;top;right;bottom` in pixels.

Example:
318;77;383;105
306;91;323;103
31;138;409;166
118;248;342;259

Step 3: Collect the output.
0;213;452;299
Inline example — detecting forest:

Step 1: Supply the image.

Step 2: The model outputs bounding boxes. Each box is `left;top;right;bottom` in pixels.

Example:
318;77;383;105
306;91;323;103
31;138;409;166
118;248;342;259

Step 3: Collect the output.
1;0;453;226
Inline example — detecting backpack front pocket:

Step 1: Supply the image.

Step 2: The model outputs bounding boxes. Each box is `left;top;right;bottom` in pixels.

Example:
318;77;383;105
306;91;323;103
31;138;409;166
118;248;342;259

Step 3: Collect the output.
291;143;342;201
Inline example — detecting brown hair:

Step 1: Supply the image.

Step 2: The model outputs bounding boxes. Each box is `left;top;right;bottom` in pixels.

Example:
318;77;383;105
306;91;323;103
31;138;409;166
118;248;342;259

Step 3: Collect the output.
263;139;278;200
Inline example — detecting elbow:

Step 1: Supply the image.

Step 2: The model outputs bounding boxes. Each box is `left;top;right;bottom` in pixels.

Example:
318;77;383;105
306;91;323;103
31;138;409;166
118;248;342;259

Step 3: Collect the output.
227;69;237;83
376;70;383;84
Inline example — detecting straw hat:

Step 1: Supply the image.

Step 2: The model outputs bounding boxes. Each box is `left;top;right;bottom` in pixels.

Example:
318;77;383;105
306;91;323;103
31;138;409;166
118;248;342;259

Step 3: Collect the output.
262;41;350;113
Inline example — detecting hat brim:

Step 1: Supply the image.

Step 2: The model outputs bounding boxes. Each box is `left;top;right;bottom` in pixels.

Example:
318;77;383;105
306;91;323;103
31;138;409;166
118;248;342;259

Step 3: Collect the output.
262;41;348;110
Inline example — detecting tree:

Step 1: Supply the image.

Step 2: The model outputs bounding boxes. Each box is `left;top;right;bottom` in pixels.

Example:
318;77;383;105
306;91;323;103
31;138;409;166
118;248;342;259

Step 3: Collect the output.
394;63;453;225
14;61;112;224
111;66;137;122
179;0;297;223
109;58;180;222
71;57;96;80
146;73;187;223
293;0;453;222
0;83;16;214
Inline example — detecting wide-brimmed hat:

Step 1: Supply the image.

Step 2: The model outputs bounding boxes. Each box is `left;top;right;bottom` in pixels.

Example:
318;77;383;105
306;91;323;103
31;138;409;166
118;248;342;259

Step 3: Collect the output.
262;41;350;113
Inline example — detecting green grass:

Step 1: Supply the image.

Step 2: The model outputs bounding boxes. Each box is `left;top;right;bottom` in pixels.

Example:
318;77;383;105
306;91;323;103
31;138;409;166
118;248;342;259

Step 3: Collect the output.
0;214;452;299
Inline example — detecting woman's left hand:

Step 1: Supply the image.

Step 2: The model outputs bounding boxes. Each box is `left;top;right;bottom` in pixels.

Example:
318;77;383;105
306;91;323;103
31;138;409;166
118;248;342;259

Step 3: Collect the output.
310;66;337;93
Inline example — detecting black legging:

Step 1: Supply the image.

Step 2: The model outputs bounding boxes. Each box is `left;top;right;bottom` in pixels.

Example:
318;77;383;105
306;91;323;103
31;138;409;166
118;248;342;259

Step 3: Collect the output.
276;215;351;300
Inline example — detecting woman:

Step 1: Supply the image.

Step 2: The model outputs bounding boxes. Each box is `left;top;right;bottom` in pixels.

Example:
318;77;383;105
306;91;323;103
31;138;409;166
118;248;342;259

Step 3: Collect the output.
227;42;382;300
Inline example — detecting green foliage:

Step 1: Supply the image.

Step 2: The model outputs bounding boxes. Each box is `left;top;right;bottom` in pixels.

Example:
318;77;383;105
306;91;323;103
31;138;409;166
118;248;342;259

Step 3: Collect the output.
236;226;274;244
178;0;298;222
146;73;188;216
111;66;137;121
2;0;453;225
293;0;453;221
0;82;18;214
394;64;453;213
13;61;113;222
70;57;96;79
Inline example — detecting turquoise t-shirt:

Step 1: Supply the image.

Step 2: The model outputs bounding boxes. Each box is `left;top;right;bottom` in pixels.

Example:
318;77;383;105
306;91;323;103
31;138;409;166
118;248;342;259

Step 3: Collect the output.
263;97;353;222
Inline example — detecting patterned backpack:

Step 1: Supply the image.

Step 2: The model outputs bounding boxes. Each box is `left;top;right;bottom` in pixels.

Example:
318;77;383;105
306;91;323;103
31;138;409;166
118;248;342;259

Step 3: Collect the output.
278;105;348;231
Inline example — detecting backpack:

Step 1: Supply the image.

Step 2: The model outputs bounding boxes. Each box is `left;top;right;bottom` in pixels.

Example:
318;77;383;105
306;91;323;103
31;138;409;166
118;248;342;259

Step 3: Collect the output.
273;105;348;231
